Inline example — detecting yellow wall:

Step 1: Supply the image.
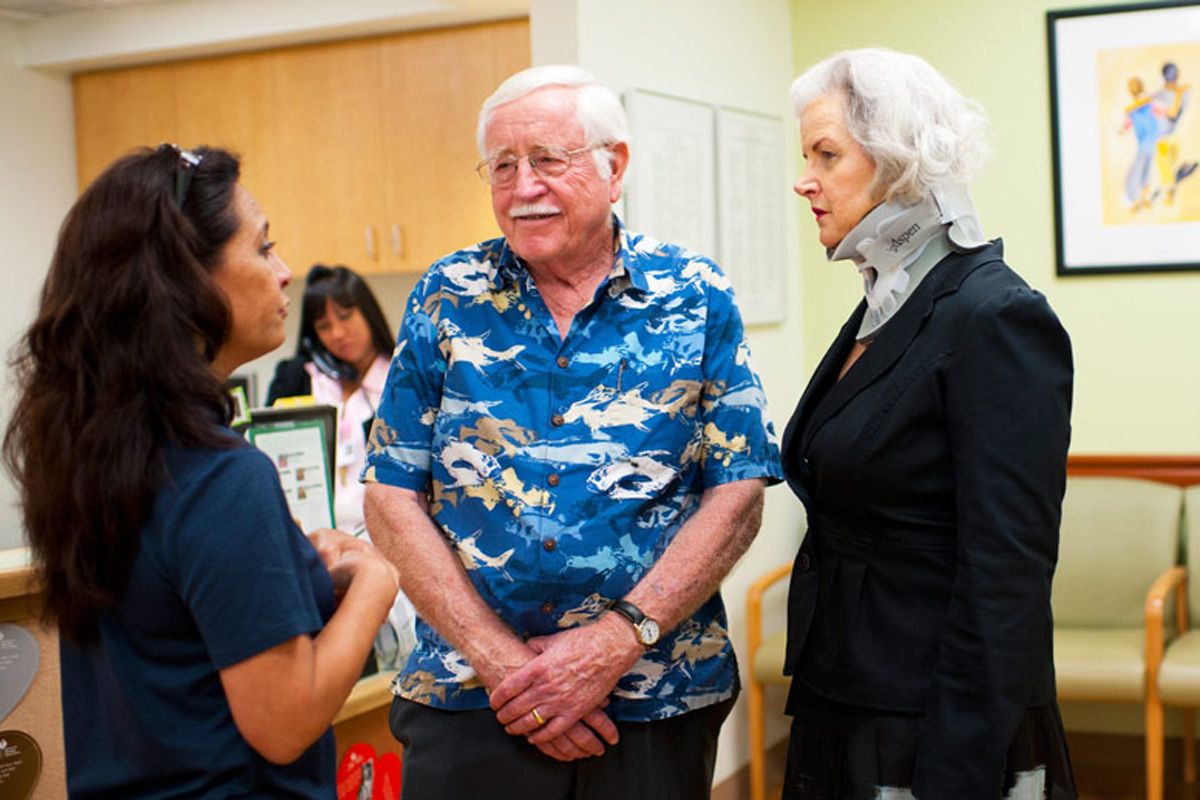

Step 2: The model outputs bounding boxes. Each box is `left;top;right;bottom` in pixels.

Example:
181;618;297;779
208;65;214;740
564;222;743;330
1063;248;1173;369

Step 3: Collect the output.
791;0;1200;454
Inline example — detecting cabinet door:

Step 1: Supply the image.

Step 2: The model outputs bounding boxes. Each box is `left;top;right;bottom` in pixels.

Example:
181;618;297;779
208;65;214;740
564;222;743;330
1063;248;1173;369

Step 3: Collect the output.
378;20;530;272
173;50;280;232
74;62;178;189
264;38;389;275
73;20;529;276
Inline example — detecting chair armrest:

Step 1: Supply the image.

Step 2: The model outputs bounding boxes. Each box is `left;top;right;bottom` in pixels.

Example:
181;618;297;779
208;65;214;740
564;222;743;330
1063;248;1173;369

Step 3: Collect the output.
1146;565;1188;689
747;563;793;662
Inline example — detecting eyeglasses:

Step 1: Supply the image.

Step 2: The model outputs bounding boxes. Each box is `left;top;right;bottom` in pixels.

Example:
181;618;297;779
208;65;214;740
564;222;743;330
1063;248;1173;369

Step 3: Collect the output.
159;143;205;207
475;144;603;186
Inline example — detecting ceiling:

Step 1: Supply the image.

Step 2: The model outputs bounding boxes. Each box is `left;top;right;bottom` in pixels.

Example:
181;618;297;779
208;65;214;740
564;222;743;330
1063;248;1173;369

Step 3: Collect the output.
0;0;181;21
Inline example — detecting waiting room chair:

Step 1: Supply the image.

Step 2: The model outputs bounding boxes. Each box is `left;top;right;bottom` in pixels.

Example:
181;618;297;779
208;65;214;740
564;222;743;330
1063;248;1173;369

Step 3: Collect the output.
1051;476;1184;800
1146;484;1200;800
746;563;792;800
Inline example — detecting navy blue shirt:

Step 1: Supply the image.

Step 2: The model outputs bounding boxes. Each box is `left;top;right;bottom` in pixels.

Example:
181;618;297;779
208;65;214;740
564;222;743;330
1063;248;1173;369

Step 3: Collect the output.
60;438;337;798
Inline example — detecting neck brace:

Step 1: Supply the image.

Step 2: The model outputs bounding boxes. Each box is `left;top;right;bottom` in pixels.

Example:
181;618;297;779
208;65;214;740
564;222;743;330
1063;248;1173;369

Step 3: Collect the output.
828;182;988;340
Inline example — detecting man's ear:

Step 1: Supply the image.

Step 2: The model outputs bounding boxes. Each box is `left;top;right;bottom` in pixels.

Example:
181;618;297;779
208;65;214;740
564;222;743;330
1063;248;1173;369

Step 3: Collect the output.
607;142;630;204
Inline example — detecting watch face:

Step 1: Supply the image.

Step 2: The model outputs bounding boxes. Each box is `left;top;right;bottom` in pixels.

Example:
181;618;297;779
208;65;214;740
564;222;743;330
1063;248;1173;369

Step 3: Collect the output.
639;619;660;646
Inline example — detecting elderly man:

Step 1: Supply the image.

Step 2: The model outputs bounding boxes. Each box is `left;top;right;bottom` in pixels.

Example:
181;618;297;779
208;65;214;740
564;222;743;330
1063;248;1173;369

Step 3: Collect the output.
363;64;782;800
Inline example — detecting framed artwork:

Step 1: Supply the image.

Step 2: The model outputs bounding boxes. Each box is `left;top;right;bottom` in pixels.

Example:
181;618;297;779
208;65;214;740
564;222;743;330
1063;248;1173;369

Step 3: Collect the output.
1047;1;1200;274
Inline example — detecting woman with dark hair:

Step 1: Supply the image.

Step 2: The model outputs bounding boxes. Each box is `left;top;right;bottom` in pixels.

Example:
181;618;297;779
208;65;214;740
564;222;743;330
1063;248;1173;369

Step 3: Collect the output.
266;264;394;532
3;144;399;798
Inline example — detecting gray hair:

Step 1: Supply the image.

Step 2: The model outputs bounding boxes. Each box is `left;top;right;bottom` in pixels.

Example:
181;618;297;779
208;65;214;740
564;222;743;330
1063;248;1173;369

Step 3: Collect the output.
477;65;631;178
790;48;990;203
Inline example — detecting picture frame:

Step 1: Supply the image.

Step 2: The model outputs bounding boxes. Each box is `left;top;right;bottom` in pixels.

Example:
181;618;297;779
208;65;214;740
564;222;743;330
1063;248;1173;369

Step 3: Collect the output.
1047;1;1200;274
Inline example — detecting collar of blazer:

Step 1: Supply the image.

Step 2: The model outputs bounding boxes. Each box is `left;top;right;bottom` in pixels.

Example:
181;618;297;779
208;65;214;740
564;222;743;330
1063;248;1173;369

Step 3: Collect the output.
783;238;1006;461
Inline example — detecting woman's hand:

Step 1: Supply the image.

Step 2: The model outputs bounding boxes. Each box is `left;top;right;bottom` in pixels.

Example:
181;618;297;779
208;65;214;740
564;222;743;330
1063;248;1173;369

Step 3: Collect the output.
307;528;399;598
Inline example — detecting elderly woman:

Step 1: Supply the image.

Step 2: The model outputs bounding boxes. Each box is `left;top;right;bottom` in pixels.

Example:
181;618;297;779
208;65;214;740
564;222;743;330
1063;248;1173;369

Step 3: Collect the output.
780;49;1077;799
4;145;399;797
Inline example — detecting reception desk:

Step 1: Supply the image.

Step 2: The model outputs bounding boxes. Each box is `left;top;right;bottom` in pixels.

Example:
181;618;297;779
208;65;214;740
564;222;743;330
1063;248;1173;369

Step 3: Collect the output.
0;548;399;798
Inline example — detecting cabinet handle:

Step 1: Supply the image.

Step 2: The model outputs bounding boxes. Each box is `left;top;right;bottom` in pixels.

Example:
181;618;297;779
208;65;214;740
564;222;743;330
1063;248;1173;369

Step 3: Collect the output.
365;226;377;260
391;224;403;258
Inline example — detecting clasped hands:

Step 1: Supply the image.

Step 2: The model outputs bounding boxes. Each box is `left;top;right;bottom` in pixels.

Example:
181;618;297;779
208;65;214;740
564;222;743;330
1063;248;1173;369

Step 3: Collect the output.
486;615;645;762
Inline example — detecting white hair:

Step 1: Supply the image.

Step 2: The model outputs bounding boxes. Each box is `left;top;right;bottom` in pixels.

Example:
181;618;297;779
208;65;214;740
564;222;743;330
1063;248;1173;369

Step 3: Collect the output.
477;65;631;178
790;48;991;203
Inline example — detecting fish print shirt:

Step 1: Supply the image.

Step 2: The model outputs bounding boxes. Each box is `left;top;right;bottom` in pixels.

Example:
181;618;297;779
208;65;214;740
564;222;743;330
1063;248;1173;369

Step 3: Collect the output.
363;218;783;720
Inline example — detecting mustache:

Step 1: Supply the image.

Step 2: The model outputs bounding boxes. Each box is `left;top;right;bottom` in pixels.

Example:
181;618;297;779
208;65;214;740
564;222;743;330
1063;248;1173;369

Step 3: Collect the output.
509;203;562;218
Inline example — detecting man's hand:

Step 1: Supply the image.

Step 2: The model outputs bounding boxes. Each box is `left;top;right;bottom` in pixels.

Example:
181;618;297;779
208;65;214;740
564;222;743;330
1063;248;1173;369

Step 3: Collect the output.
489;614;642;748
472;635;619;761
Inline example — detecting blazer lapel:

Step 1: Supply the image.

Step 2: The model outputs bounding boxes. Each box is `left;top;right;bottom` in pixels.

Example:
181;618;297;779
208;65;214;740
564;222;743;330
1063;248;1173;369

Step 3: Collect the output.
781;303;863;459
798;241;1006;452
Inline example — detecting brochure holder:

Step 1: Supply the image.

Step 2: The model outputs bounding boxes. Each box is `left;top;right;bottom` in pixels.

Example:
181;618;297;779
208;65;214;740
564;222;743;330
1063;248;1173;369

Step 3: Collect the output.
235;405;338;532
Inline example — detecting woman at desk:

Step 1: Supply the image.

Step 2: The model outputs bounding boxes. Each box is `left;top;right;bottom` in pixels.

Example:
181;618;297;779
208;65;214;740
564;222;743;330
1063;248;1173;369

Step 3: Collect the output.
3;145;399;798
267;264;394;533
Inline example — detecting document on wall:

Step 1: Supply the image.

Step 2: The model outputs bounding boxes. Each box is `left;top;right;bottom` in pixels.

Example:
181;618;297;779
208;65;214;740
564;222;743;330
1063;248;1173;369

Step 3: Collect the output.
623;89;717;259
247;419;335;532
716;107;788;325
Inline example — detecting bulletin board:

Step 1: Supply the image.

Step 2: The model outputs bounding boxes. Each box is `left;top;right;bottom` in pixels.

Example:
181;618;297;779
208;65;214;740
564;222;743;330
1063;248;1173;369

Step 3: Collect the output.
623;89;788;325
623;89;718;259
716;107;788;324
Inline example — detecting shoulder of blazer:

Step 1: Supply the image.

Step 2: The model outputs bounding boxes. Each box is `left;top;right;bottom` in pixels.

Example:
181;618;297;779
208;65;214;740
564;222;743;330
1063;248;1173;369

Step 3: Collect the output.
921;239;1011;304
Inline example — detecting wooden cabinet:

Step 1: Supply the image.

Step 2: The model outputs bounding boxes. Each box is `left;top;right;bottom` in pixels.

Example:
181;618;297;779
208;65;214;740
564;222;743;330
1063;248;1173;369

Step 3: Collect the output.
73;19;530;274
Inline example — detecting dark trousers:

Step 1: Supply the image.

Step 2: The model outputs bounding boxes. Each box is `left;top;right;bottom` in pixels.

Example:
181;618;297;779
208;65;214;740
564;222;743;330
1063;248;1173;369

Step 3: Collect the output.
389;695;735;800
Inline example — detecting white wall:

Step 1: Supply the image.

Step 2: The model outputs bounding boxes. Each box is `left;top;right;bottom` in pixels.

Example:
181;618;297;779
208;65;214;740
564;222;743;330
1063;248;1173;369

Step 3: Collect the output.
0;21;78;551
531;0;804;784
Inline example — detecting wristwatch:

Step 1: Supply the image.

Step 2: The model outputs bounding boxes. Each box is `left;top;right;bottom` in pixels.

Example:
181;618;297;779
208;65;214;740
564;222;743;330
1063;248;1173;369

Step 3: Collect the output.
607;598;661;647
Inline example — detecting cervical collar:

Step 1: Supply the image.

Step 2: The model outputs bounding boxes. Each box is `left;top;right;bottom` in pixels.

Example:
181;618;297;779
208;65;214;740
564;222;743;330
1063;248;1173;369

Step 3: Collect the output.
828;182;988;339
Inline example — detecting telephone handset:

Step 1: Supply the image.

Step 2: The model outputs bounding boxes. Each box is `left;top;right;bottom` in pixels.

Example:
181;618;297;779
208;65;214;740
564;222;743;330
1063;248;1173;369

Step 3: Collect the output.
302;336;359;383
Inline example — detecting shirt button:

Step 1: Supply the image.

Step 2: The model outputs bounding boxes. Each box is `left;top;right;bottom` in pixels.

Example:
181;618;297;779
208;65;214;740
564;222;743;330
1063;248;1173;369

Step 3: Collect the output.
798;553;811;571
543;538;557;552
551;413;565;427
556;355;569;368
541;602;555;614
547;473;560;487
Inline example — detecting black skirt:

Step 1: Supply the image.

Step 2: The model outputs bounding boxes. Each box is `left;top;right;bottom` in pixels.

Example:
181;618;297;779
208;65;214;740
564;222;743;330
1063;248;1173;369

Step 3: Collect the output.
782;683;1077;800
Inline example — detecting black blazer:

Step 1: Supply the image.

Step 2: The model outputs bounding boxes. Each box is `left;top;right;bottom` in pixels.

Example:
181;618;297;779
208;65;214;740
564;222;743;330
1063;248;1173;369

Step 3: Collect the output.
781;241;1073;797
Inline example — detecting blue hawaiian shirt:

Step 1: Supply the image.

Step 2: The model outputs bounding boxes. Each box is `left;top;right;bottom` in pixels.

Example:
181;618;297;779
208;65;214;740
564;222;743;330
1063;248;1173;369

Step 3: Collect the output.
363;218;783;721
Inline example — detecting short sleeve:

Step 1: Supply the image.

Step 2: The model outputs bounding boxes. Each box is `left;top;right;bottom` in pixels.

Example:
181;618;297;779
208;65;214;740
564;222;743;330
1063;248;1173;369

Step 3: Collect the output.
698;270;783;488
363;272;446;491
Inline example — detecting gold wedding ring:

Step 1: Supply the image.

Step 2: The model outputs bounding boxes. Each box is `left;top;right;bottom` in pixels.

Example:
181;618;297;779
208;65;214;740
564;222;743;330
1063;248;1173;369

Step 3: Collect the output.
530;707;547;726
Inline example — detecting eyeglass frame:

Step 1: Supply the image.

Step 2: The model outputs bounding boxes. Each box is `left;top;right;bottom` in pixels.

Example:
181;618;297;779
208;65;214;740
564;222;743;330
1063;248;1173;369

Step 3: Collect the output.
475;144;607;186
159;143;205;208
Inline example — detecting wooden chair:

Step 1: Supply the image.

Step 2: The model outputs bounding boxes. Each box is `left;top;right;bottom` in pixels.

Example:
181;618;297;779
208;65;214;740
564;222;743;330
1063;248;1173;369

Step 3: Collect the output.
746;563;792;800
1146;485;1200;800
1051;476;1184;800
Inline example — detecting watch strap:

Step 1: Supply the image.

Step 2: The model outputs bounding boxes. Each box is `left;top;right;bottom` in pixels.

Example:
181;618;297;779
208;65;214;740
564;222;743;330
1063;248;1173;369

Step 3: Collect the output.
608;599;647;627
